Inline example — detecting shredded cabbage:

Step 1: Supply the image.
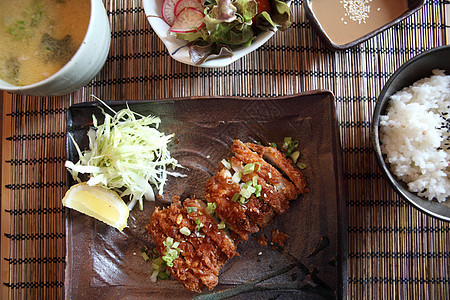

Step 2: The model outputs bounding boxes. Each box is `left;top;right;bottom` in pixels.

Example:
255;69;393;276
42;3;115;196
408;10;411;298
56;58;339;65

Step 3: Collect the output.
66;100;186;210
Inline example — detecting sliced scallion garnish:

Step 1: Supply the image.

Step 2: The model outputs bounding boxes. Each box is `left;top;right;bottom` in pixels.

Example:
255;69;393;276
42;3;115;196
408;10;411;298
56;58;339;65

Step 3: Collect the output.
297;162;307;169
217;220;226;229
291;151;300;163
231;193;240;202
243;163;255;175
186;207;197;213
162;237;180;267
180;226;191;236
254;185;262;198
205;202;217;214
195;219;204;231
221;159;231;169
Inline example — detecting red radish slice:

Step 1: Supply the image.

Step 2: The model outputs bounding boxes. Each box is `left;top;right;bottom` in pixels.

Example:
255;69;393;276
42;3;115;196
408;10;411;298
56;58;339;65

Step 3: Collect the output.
175;0;203;16
162;0;179;25
169;7;204;33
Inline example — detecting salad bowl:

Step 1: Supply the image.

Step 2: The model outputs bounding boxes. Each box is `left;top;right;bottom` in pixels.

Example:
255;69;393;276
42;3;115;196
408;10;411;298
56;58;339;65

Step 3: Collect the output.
142;0;290;68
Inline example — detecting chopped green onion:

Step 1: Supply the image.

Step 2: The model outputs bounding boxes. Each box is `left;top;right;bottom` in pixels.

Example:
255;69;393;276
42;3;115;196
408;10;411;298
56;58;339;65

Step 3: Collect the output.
150;269;159;282
217;221;226;229
141;248;151;262
195;219;204;231
243;163;255;175
152;257;164;270
180;227;191;236
231;193;240;202
150;255;171;282
282;137;299;156
270;142;277;148
232;171;242;183
243;162;261;175
157;270;170;280
252;176;258;186
162;237;180;267
268;172;272;179
186;207;197;213
291;151;300;163
297;162;307;170
205;202;217;214
240;182;256;199
254;185;262;198
239;196;249;204
221;159;231;169
163;237;174;248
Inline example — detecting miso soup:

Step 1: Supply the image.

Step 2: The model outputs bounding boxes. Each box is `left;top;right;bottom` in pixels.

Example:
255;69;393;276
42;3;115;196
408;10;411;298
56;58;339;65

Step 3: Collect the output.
0;0;91;86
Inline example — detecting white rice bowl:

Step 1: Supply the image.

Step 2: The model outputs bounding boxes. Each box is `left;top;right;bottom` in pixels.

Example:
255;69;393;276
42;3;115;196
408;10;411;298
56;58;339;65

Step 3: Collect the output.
380;69;450;202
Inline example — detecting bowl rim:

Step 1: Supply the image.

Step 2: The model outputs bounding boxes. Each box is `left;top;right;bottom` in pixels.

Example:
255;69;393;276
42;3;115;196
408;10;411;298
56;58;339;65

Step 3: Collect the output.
0;0;100;92
303;0;426;51
371;44;450;222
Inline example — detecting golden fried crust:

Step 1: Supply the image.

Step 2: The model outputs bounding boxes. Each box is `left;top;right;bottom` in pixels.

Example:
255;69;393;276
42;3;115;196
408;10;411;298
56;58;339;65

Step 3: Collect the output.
183;198;237;259
230;156;289;215
147;139;308;293
147;199;238;293
205;169;255;241
246;143;308;193
231;140;300;200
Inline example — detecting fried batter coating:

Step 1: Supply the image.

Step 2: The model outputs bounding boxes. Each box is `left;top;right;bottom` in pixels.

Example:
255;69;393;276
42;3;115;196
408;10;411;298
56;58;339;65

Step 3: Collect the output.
147;139;308;293
146;198;237;292
231;140;301;200
246;142;308;193
205;140;307;241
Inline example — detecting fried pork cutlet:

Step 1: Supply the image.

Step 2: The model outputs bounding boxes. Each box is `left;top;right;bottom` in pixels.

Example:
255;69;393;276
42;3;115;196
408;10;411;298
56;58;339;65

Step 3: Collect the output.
147;139;308;293
205;139;307;241
146;198;237;293
246;142;308;192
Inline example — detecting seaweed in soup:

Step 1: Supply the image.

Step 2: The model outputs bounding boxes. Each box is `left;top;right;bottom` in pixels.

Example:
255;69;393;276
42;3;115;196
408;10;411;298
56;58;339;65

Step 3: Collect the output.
41;33;76;63
0;0;91;85
0;57;21;84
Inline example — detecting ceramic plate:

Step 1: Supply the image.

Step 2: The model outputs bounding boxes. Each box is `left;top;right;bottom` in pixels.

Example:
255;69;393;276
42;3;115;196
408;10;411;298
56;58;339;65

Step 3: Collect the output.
142;0;286;67
65;92;347;299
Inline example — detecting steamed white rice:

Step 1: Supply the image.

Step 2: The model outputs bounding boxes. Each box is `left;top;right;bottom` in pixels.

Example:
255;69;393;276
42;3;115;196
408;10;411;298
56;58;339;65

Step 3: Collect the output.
380;69;450;202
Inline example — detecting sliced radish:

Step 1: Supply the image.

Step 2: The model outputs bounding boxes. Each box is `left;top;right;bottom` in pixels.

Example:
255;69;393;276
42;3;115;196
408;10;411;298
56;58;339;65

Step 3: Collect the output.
169;7;205;33
175;0;203;16
162;0;179;25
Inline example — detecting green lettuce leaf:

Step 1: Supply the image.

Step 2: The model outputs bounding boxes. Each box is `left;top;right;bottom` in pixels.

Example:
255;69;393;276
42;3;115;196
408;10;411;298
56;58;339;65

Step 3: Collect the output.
270;0;291;30
177;0;292;64
210;22;254;45
233;0;257;23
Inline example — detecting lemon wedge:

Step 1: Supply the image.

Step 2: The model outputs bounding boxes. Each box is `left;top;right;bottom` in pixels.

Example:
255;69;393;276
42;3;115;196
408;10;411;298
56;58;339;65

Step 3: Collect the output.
62;183;129;231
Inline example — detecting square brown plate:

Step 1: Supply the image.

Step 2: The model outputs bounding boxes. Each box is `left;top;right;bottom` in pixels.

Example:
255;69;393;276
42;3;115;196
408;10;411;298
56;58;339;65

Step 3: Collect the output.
65;92;347;299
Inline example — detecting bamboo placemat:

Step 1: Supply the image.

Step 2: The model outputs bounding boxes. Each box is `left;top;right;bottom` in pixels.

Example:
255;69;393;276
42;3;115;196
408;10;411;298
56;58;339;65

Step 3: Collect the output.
1;0;449;299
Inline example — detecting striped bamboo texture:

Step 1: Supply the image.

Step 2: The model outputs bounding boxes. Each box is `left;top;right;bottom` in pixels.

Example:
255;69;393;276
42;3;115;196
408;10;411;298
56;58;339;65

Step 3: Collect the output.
1;0;449;299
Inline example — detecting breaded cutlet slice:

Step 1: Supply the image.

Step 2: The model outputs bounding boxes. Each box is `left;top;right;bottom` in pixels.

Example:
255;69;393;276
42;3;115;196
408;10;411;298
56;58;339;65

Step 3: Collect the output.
231;140;301;200
205;168;258;241
229;156;289;215
146;198;237;293
246;142;308;193
205;140;307;241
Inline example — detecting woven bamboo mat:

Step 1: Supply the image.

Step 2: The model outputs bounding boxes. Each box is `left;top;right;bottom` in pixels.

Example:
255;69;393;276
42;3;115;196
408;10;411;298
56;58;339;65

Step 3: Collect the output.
1;0;449;299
